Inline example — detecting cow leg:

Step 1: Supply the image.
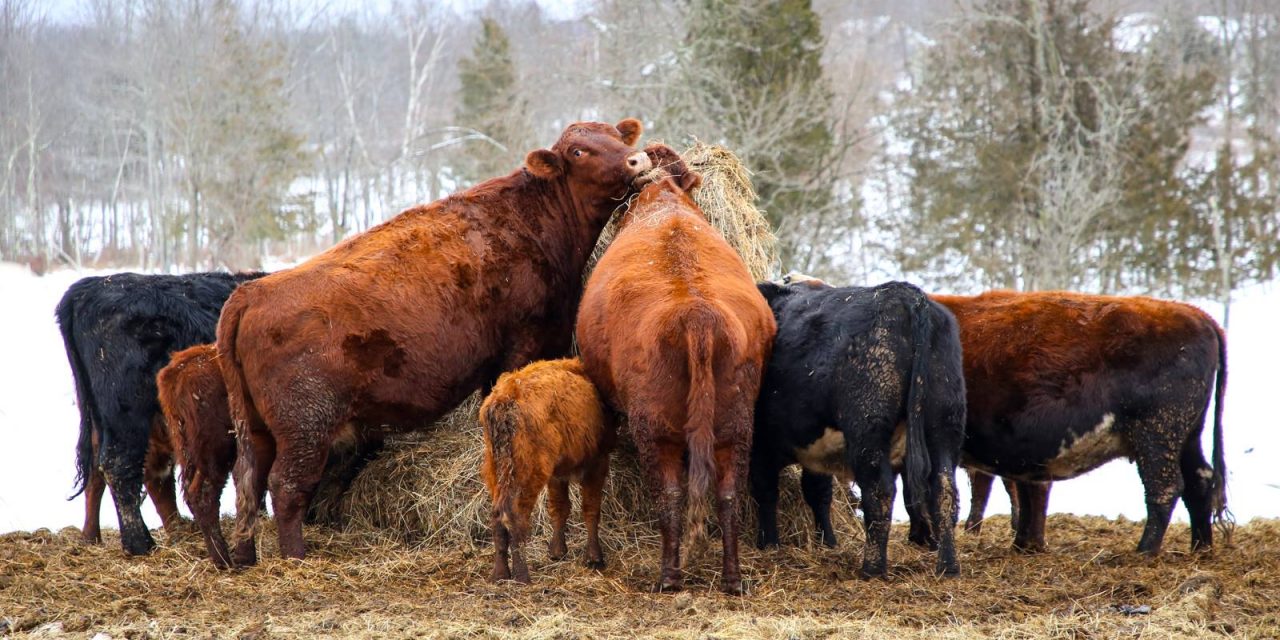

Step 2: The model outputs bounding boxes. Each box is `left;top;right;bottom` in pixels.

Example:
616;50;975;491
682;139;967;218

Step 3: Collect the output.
546;476;571;561
231;429;275;568
102;439;156;556
903;479;937;550
509;472;547;584
800;469;837;548
964;468;994;534
268;434;333;561
639;435;685;592
82;465;106;544
851;450;895;579
187;466;232;569
1011;481;1050;553
1133;438;1183;555
715;438;749;595
1180;435;1216;551
928;455;960;576
749;454;783;549
580;456;609;570
1004;477;1020;534
143;435;182;536
490;519;512;582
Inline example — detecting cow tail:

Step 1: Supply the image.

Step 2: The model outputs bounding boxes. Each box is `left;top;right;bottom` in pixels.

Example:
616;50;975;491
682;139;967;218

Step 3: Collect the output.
56;290;98;499
682;308;719;554
1211;321;1233;542
481;394;520;534
218;292;261;546
904;292;934;514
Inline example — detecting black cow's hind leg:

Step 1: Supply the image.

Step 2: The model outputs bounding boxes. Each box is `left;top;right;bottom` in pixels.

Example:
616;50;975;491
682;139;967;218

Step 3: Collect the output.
928;455;960;576
1133;427;1185;555
104;452;156;556
1011;481;1050;553
903;479;938;550
851;452;895;579
964;469;994;534
750;455;782;549
800;469;837;547
1180;436;1216;551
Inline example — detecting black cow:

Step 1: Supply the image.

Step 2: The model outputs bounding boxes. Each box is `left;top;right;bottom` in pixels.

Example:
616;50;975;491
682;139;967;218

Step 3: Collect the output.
751;279;967;577
56;271;263;555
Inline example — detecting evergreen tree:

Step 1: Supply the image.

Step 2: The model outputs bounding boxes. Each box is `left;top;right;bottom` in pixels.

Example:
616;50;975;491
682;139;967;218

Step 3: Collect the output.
455;17;524;186
893;0;1219;292
666;0;842;273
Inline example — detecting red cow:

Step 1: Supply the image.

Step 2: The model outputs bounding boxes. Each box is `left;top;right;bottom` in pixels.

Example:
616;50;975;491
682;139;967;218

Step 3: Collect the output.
481;358;616;584
157;345;237;567
576;148;776;594
218;120;653;565
928;291;1228;554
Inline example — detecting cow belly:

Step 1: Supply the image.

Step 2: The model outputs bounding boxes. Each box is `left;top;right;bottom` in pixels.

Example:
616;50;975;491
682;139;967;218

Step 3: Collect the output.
1042;413;1130;480
790;423;906;481
793;428;852;482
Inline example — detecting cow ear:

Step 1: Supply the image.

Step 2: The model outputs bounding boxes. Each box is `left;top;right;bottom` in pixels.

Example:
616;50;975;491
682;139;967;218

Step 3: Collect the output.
525;149;562;179
616;118;643;146
678;170;702;193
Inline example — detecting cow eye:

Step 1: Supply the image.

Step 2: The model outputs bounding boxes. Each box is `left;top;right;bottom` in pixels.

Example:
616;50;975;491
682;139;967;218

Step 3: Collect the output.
573;149;583;157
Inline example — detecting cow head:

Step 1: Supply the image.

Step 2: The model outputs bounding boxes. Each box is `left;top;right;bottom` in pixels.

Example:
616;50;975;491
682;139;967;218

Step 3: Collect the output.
636;144;702;193
780;271;827;287
525;119;651;215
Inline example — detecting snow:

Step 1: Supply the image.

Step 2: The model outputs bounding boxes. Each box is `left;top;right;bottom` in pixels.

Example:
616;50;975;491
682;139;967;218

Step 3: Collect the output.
0;262;1275;537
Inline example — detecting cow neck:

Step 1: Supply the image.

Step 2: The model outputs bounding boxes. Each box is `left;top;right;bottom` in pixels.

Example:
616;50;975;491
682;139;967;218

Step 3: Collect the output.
530;171;622;281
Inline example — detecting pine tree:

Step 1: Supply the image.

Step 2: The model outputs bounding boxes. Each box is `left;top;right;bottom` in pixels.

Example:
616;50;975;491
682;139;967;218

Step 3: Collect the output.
666;0;840;273
892;0;1220;293
455;17;523;186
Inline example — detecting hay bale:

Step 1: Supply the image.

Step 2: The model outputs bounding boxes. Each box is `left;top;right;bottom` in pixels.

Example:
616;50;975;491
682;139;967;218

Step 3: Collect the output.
334;143;840;550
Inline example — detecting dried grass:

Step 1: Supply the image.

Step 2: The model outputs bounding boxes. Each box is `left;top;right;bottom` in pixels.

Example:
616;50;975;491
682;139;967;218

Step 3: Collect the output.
4;516;1276;638
330;142;793;550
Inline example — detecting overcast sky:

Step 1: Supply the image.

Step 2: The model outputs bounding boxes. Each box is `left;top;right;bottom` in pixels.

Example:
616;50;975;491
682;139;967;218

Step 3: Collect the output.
41;0;590;24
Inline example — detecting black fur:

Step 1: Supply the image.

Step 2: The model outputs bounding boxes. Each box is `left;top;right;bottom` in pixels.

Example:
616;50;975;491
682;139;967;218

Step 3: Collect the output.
751;280;966;577
56;271;264;555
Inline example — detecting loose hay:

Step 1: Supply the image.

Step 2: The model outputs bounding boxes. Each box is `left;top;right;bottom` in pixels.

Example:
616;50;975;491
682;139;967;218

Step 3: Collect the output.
3;517;1276;638
332;142;803;550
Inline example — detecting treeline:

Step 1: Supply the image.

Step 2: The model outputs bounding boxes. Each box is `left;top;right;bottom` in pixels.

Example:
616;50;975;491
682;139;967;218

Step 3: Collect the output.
1;0;1276;315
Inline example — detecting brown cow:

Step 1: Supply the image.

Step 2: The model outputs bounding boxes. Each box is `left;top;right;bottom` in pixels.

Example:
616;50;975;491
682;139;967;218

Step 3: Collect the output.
157;345;237;567
576;148;776;594
481;358;616;584
218;119;653;565
927;291;1228;554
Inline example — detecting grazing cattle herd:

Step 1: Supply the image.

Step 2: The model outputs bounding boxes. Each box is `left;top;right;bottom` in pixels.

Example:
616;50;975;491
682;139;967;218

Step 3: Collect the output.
52;119;1230;595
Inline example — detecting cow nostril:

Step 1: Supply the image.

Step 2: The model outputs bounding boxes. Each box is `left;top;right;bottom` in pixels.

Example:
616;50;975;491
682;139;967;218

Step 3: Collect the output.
628;158;639;167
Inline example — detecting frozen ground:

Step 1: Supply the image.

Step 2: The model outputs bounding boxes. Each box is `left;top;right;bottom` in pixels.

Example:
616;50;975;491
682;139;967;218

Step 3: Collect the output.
0;261;1274;535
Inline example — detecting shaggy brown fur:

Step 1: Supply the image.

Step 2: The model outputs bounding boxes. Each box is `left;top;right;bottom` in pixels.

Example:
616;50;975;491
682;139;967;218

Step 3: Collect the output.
481;358;616;584
218;120;656;565
156;345;236;567
931;290;1228;555
576;147;776;595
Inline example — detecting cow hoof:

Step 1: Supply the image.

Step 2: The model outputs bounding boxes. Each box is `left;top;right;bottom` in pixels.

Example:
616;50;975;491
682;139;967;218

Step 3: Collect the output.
859;565;888;581
720;578;745;596
80;532;102;545
756;539;780;551
1012;542;1047;555
120;534;156;557
585;558;606;571
819;532;838;548
652;579;683;593
936;562;960;577
548;541;568;562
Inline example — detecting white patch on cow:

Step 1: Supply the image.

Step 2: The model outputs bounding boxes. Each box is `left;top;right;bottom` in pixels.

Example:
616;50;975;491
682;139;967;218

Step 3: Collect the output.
793;428;853;482
889;422;907;470
1043;413;1130;479
779;271;826;286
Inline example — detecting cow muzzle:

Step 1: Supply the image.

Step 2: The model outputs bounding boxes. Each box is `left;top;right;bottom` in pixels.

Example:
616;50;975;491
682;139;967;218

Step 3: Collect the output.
627;151;653;180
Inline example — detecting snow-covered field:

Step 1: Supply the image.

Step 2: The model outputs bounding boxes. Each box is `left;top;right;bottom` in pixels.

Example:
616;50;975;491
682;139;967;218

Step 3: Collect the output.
0;261;1275;535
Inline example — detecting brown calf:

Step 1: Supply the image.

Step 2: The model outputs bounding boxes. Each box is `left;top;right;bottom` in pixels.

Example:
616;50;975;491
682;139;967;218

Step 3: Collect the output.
576;148;776;594
481;358;616;584
156;345;237;567
219;120;655;565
